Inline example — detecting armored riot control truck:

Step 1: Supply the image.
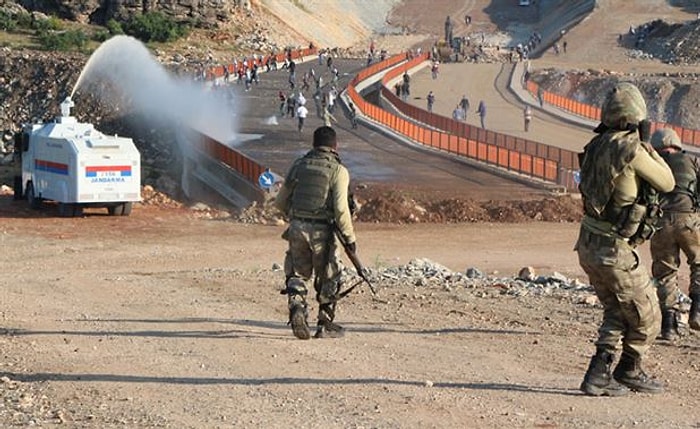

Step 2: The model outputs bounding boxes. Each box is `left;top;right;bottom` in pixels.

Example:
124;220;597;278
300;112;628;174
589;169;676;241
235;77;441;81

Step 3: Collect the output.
14;97;141;217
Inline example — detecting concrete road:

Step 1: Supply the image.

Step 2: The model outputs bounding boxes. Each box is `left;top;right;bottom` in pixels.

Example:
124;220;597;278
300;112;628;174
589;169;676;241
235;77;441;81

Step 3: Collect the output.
229;58;549;201
407;62;594;153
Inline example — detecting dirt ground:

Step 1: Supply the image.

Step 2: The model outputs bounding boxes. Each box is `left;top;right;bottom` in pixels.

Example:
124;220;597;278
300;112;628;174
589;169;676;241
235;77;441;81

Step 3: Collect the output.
1;198;699;428
2;1;700;428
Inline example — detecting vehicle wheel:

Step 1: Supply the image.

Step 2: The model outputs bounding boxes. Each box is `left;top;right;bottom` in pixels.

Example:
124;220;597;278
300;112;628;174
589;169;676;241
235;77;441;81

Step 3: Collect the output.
26;182;41;210
108;204;123;216
120;202;133;216
58;203;70;217
13;176;22;200
58;203;83;217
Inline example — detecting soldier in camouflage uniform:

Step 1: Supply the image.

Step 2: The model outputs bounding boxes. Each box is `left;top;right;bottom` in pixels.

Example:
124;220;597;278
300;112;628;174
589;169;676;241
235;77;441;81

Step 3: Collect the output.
649;128;700;340
576;82;675;396
275;126;356;340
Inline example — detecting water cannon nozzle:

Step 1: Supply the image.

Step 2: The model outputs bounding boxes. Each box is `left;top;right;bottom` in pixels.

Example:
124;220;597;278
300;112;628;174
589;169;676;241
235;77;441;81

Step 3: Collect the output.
60;96;75;118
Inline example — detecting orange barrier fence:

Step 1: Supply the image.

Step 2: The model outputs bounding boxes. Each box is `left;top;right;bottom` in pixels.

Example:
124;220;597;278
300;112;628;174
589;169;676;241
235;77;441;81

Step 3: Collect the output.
346;53;579;191
525;80;700;148
205;47;318;81
351;53;409;85
194;132;266;186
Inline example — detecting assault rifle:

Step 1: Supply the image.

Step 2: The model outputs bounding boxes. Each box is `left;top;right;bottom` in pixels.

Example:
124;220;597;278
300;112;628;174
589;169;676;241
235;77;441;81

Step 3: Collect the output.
333;223;379;300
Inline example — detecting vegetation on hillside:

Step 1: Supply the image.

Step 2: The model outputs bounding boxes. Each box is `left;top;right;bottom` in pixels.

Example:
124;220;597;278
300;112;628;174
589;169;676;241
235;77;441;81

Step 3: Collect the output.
0;8;189;52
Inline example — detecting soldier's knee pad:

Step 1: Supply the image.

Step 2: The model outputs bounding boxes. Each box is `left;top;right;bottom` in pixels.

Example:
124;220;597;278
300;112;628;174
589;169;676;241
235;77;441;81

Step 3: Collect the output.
317;279;341;305
285;277;308;297
318;302;336;323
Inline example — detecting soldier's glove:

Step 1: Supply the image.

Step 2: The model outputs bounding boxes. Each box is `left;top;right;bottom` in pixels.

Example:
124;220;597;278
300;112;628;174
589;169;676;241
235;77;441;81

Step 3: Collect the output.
347;241;357;253
348;193;358;216
638;119;652;142
592;123;609;134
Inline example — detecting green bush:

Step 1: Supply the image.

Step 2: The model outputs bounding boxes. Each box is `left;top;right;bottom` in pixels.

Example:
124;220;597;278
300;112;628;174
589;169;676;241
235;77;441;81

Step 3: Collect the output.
92;18;124;42
106;18;124;35
37;28;88;51
14;11;33;29
33;15;63;31
92;29;110;42
0;10;17;31
122;11;188;43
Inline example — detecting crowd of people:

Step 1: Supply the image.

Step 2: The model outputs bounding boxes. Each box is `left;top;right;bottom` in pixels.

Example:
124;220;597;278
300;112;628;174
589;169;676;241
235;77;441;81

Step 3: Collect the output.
202;43;365;135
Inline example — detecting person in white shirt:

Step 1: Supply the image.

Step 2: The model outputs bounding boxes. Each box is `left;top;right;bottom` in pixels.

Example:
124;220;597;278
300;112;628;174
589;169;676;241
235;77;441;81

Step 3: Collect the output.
296;104;309;132
452;105;464;121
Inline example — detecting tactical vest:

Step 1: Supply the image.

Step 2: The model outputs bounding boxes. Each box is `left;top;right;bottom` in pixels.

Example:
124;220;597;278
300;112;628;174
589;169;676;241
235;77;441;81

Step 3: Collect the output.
289;149;340;220
579;130;660;243
579;131;639;221
659;151;699;212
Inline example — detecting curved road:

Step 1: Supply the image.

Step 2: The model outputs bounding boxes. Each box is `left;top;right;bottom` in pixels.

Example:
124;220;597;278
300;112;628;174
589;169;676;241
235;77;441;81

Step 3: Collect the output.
232;58;549;201
407;62;593;153
228;0;696;202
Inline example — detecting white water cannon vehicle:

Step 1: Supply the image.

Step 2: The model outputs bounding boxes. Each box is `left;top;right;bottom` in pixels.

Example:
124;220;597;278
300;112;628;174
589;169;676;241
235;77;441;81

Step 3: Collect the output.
13;97;141;217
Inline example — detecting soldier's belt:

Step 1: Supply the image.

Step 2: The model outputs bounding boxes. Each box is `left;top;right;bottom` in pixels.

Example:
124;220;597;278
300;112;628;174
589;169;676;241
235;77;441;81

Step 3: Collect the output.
293;217;330;225
580;227;619;248
661;211;696;219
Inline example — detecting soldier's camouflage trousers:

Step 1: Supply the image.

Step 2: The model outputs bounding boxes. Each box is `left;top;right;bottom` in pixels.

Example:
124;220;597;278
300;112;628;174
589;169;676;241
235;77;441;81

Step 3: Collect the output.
650;212;700;311
576;226;661;359
283;219;342;320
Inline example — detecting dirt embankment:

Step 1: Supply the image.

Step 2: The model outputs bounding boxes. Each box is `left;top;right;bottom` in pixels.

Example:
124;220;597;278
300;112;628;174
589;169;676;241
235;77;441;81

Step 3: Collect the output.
234;191;583;226
532;67;700;129
532;15;700;130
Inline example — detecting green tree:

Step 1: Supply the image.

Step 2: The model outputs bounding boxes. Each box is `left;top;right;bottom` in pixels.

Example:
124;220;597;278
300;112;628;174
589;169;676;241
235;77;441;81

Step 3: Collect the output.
0;10;17;31
122;12;188;43
106;19;124;35
37;28;87;51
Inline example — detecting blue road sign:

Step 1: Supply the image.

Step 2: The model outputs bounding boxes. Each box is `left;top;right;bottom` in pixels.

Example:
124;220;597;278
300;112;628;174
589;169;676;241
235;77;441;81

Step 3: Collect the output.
258;170;275;189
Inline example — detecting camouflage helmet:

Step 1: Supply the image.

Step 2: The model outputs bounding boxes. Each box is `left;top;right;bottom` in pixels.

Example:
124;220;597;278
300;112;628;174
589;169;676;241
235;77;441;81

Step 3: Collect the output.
651;128;683;151
600;82;647;129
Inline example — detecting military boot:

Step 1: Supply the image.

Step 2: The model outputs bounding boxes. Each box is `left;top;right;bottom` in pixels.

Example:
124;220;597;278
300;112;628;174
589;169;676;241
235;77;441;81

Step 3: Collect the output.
288;301;310;340
612;353;664;394
314;303;345;339
580;350;629;397
314;320;345;339
660;309;680;341
689;295;700;331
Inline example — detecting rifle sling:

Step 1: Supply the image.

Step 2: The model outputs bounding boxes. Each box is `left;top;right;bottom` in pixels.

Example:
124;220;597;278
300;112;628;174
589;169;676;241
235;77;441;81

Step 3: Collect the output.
335;279;364;301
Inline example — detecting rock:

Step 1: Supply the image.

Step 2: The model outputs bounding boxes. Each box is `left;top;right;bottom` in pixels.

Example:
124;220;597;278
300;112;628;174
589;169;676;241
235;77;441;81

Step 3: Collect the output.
465;267;483;279
0;184;13;195
0;153;13;165
550;272;569;283
271;263;282;271
578;295;599;306
16;1;244;28
190;202;210;211
572;278;589;290
155;175;179;196
517;266;536;281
